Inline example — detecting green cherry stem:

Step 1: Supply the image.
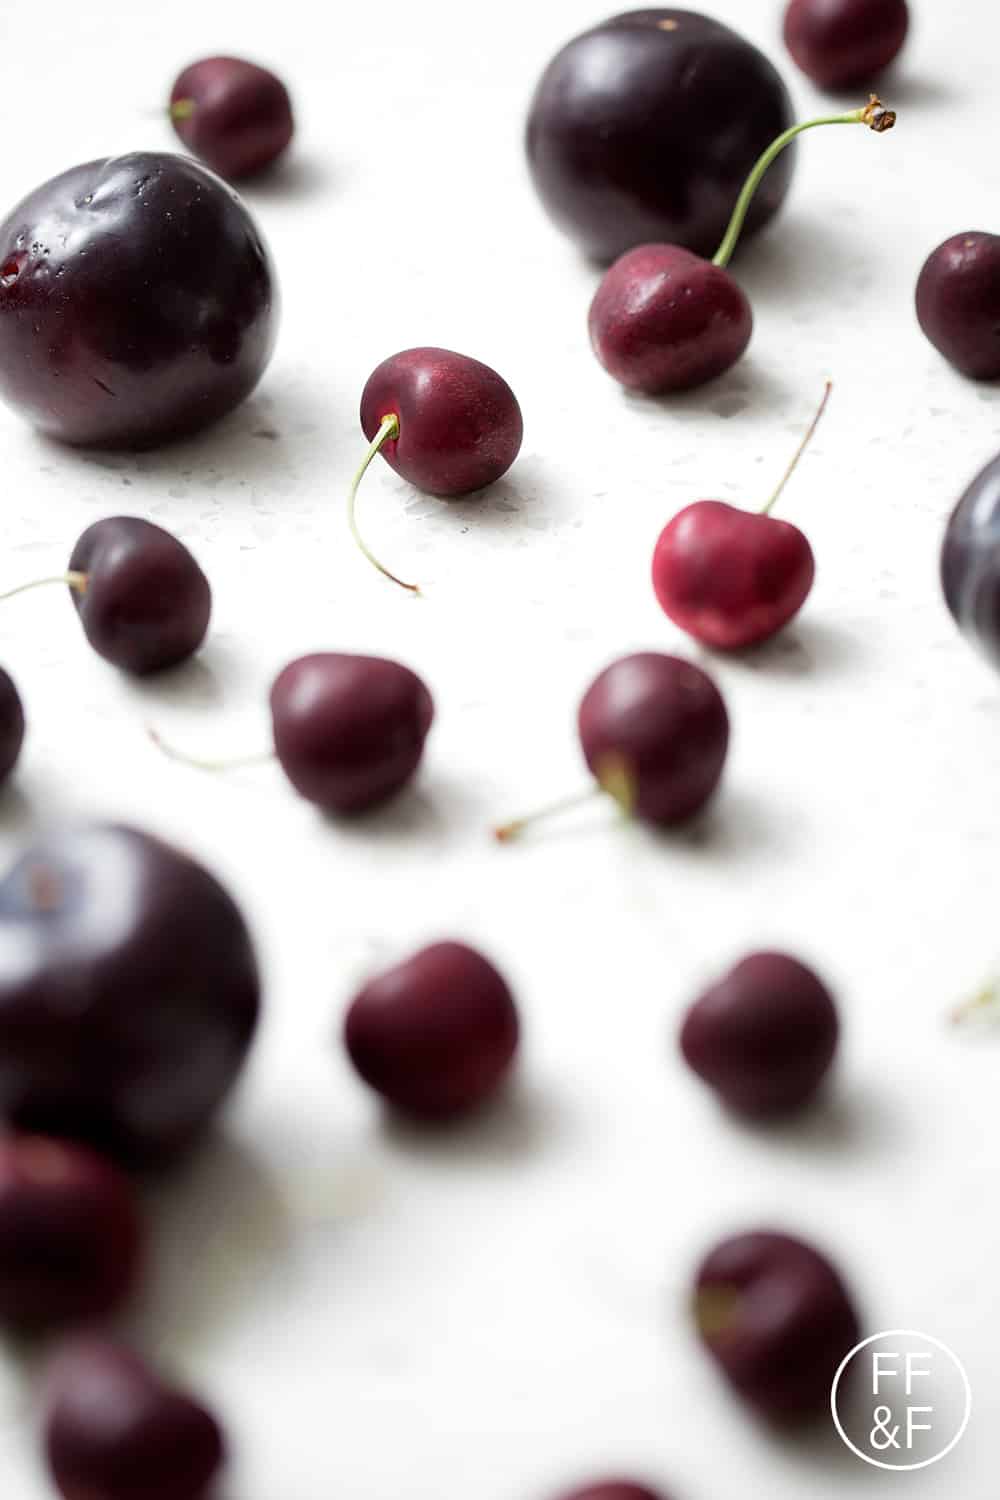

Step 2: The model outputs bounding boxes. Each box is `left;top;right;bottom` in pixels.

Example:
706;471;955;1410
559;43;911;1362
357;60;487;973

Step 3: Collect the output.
0;571;88;602
951;978;1000;1026
712;95;896;271
760;380;833;517
170;98;196;121
147;726;275;774
493;756;635;844
347;413;420;595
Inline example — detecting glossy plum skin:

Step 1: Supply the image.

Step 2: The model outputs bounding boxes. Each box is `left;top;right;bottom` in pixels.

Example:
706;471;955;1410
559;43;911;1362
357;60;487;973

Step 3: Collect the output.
69;517;211;674
590;247;752;394
578;653;729;826
44;1339;225;1500
941;450;1000;672
0;824;260;1165
170;57;294;180
652;501;815;648
526;10;795;264
784;0;909;90
0;153;276;448
0;667;25;786
554;1485;669;1500
345;942;520;1120
0;1134;142;1332
270;654;434;815
360;348;523;497
680;953;839;1117
916;233;1000;381
694;1230;860;1420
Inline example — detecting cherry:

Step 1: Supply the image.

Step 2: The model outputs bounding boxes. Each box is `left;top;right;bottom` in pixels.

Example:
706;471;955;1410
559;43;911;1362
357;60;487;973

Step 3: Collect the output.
941;450;1000;672
553;1485;670;1500
0;1134;143;1332
350;347;523;590
0;666;25;785
170;56;294;180
0;824;260;1165
680;953;839;1117
44;1338;225;1500
2;517;211;674
153;652;434;816
344;942;520;1120
916;233;1000;381
651;383;831;649
526;11;795;264
784;0;909;91
0;153;276;448
590;99;895;393
694;1230;860;1421
496;653;729;841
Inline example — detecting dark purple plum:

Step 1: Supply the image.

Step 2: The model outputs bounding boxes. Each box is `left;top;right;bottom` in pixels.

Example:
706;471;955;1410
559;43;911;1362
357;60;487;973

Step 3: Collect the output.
784;0;909;90
680;953;839;1117
526;10;795;264
916;233;1000;381
0;152;276;448
693;1230;860;1421
553;1485;670;1500
941;450;1000;672
0;667;25;785
170;56;294;180
0;1133;143;1332
270;653;434;814
351;347;524;590
345;942;520;1119
0;824;260;1165
44;1338;225;1500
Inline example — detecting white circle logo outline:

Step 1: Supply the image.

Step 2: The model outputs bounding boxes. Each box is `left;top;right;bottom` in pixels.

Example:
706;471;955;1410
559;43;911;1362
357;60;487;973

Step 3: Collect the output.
830;1328;972;1472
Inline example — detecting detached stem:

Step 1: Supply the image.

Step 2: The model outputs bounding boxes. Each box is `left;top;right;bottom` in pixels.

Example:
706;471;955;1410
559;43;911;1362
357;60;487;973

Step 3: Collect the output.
712;96;896;271
0;571;88;602
347;414;420;594
494;786;604;843
147;727;275;774
761;380;833;516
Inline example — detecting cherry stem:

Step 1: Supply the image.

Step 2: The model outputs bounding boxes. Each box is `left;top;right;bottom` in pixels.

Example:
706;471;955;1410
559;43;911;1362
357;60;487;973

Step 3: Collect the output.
951;979;1000;1026
711;96;896;271
494;786;604;843
0;571;88;602
760;380;833;516
170;98;196;121
494;757;636;843
147;726;275;774
346;413;420;594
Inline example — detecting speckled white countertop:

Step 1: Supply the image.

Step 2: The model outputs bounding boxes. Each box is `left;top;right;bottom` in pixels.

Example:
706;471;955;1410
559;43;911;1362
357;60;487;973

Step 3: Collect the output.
0;0;997;1495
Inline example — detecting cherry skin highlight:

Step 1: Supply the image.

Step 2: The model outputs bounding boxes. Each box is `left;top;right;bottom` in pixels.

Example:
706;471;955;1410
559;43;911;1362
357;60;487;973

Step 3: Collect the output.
784;0;909;91
170;56;294;180
0;1134;143;1332
0;152;276;448
0;824;260;1165
344;942;520;1120
270;653;435;815
916;233;1000;381
680;953;839;1117
0;667;25;785
44;1338;225;1500
694;1230;860;1421
941;450;1000;672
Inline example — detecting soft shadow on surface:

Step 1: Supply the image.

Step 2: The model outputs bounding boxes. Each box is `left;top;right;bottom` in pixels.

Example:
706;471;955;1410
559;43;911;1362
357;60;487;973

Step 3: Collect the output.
239;151;336;203
736;211;863;310
118;646;234;714
378;1077;561;1166
663;786;783;862
824;70;953;109
321;769;484;847
700;618;862;680
732;1076;898;1160
0;781;35;839
623;357;795;428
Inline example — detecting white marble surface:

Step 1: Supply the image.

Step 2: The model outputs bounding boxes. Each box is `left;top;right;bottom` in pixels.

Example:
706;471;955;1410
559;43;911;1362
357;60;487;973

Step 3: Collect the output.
0;0;998;1495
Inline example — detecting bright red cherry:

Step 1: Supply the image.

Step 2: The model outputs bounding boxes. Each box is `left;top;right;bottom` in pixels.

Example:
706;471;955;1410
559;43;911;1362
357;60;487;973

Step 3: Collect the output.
170;56;294;180
590;99;894;394
0;667;25;785
784;0;909;91
652;383;830;649
349;347;524;590
344;941;520;1119
916;232;1000;381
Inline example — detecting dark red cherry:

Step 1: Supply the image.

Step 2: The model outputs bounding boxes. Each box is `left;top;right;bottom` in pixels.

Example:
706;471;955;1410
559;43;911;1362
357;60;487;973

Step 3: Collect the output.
0;1133;143;1332
0;824;260;1165
44;1338;225;1500
916;233;1000;381
784;0;909;91
170;56;294;180
589;246;752;394
344;942;520;1120
0;152;276;448
526;10;795;263
270;653;434;815
694;1230;860;1421
0;667;25;785
553;1484;670;1500
680;953;839;1117
941;450;1000;671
